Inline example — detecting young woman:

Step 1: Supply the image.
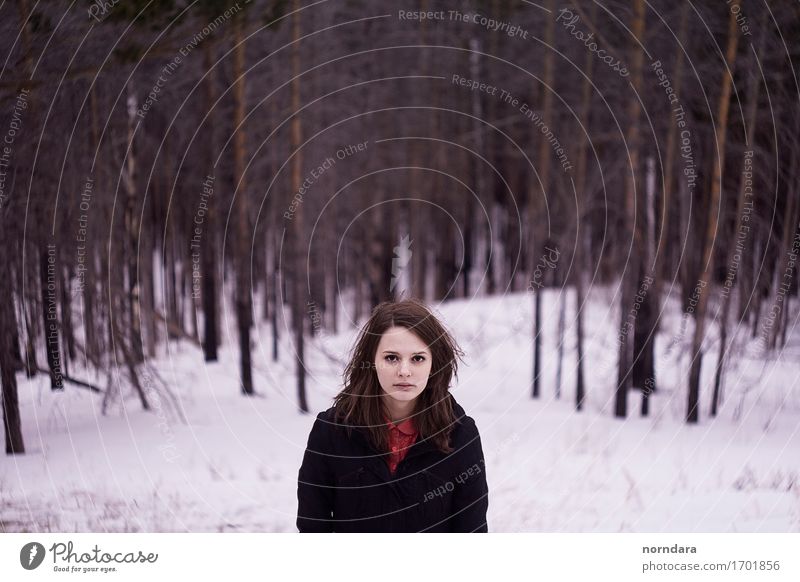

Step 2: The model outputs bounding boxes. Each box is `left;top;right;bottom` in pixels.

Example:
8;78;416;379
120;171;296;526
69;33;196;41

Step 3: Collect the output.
296;298;489;532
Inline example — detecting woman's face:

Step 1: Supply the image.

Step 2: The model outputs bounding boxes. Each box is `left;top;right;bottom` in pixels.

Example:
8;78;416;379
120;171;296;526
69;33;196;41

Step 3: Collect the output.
374;326;432;406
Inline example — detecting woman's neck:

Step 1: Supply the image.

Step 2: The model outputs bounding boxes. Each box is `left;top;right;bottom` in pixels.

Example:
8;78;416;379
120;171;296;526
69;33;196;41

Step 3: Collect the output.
383;398;416;424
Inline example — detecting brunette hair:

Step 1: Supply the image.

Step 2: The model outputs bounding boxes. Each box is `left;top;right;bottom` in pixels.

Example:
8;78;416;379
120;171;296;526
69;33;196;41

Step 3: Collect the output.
332;298;465;455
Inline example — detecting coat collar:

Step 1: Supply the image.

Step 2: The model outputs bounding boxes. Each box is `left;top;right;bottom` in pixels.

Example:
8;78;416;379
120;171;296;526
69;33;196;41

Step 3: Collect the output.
382;413;418;437
342;396;468;461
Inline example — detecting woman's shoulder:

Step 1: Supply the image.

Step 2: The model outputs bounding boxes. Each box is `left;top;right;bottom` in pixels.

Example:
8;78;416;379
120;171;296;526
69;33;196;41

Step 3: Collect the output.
449;397;482;443
316;406;337;421
310;406;340;433
310;406;355;438
304;407;353;455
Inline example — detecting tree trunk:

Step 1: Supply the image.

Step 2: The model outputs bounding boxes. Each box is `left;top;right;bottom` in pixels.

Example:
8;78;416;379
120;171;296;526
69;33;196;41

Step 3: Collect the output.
686;7;739;423
615;0;645;418
271;231;280;362
40;244;64;389
711;21;764;415
60;263;76;368
531;289;542;399
142;225;157;358
660;2;688;290
768;126;800;350
166;235;180;340
555;289;566;400
232;16;254;395
531;0;555;400
572;1;596;411
465;36;485;298
202;40;219;362
84;85;100;362
409;144;425;300
290;0;308;411
636;157;657;417
23;293;38;378
1;248;25;453
123;81;143;364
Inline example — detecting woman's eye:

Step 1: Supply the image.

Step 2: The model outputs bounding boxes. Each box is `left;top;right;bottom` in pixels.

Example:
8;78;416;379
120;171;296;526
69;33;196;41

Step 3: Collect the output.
383;354;425;363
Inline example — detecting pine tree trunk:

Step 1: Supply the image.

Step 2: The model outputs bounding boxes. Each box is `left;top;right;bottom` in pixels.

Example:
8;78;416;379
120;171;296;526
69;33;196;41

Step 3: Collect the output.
409;5;428;302
464;37;485;298
232;16;253;395
124;81;143;364
40;245;64;389
166;236;179;340
1;243;25;453
532;288;542;399
84;86;100;362
202;41;219;362
615;0;645;418
573;2;595;411
555;290;566;400
61;263;76;366
142;227;157;358
659;2;688;289
686;8;740;423
271;233;280;362
409;145;425;300
768;133;800;350
531;0;555;400
290;0;307;411
711;24;764;415
24;292;38;378
636;157;657;417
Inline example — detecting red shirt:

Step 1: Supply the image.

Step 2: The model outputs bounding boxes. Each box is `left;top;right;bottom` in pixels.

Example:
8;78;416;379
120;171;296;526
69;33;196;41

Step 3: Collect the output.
384;415;419;474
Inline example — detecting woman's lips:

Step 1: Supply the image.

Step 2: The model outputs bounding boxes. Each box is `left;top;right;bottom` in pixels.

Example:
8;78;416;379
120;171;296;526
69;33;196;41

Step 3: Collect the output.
394;384;414;390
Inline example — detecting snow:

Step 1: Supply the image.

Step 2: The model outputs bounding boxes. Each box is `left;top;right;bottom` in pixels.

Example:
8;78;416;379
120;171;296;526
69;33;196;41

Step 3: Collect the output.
2;288;798;532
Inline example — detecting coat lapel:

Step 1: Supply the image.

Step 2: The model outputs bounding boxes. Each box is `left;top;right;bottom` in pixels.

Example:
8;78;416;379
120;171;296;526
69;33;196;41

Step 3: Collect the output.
347;423;441;482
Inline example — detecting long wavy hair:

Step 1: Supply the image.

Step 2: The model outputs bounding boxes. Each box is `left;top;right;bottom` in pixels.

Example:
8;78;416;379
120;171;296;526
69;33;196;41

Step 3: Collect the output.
332;298;465;455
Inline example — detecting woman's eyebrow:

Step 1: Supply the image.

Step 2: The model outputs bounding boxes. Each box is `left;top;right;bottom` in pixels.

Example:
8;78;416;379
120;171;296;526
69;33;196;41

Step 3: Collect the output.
381;350;429;355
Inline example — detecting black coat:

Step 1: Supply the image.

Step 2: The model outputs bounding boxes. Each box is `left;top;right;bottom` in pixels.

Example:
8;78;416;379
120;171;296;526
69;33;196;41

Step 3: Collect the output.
296;397;489;532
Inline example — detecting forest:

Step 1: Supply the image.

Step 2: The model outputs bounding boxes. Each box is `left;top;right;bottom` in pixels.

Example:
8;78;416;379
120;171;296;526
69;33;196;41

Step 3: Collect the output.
1;0;798;462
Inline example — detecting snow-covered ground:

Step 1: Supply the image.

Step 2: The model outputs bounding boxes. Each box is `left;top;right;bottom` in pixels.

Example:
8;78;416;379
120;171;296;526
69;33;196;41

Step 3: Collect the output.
2;288;798;532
